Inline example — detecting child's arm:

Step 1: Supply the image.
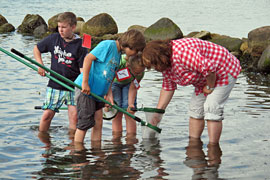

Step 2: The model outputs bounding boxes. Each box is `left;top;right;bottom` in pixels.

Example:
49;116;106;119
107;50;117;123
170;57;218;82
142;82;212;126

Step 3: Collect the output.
127;82;137;113
81;53;96;95
104;83;114;106
33;45;45;76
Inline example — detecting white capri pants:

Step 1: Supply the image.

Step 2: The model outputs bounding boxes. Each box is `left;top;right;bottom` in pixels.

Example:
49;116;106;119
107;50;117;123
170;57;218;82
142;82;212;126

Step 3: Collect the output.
188;74;237;121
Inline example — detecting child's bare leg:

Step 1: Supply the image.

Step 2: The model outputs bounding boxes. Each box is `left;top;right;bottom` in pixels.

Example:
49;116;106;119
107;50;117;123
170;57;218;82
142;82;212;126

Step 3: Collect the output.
91;109;103;141
189;117;205;139
68;105;78;130
125;114;136;135
39;109;55;132
74;129;87;143
112;112;123;133
74;140;85;151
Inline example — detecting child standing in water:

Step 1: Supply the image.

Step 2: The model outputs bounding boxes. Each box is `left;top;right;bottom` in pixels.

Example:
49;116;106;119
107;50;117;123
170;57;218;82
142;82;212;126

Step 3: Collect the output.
111;53;145;140
33;12;88;133
74;29;146;144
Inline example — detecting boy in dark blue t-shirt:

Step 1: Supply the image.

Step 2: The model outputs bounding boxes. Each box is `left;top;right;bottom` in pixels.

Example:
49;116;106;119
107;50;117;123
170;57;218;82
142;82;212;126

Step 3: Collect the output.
33;12;88;133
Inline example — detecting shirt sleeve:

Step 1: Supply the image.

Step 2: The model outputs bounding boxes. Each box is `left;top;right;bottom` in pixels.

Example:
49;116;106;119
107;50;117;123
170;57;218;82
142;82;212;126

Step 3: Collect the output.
78;46;88;68
37;34;55;53
162;72;177;91
179;48;216;77
90;41;111;63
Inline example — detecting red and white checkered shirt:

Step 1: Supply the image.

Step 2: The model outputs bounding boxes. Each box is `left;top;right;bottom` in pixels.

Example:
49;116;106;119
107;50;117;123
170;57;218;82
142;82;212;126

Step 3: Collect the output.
162;38;241;95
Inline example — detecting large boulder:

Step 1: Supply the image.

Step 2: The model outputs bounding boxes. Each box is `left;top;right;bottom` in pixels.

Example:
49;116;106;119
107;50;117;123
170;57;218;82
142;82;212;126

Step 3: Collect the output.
17;14;48;36
75;21;85;35
257;45;270;73
0;14;8;26
0;23;15;33
127;25;147;33
91;33;121;50
186;30;211;40
0;14;15;33
81;13;118;37
33;24;48;38
209;34;243;53
248;26;270;57
144;17;183;41
48;13;85;33
48;13;60;32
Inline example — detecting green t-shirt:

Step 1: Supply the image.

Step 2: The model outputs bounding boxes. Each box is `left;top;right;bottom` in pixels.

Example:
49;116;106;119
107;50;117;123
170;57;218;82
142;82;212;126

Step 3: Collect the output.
114;55;144;84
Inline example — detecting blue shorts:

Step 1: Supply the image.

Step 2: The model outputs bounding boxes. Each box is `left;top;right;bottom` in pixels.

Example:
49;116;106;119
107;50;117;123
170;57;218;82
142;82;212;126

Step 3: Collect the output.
112;82;137;109
42;87;75;113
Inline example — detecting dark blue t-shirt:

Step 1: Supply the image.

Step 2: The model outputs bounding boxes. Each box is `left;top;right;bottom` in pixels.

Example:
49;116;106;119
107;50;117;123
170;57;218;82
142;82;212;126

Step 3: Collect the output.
37;33;88;90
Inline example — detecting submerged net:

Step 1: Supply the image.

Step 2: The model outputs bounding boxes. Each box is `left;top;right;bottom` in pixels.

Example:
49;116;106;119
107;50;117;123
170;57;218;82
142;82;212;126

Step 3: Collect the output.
140;108;165;139
103;106;118;120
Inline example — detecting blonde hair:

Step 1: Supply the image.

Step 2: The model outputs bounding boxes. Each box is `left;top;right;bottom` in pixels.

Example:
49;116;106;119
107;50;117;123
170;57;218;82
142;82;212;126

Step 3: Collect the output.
57;12;77;26
142;40;172;72
118;29;146;52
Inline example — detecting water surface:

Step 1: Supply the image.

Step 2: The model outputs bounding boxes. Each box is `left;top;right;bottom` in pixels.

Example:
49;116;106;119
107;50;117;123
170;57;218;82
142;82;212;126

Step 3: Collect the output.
0;1;270;179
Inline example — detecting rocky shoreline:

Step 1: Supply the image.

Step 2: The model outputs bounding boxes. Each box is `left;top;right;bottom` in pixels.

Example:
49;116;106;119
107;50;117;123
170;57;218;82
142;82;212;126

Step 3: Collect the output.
1;13;270;74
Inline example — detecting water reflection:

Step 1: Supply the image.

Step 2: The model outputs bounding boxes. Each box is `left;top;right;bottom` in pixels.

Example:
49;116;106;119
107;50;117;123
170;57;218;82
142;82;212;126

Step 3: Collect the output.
74;133;141;179
137;139;169;179
35;131;143;179
1;33;270;179
184;138;223;180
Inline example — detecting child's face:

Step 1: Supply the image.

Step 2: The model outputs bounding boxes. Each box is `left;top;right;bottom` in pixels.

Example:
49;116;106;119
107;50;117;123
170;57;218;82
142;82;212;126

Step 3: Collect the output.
58;22;75;39
130;66;145;76
123;47;137;57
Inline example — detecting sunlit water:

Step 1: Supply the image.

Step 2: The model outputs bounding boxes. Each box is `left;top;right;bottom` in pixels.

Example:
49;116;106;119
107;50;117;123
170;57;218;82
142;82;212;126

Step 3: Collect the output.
0;0;270;179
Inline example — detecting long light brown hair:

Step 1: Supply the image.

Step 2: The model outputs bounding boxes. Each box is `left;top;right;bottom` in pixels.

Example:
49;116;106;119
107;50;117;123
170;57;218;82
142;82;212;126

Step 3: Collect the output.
142;40;172;72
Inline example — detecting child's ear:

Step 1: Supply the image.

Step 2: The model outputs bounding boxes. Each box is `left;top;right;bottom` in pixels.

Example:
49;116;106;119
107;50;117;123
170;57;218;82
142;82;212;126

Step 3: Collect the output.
71;24;76;31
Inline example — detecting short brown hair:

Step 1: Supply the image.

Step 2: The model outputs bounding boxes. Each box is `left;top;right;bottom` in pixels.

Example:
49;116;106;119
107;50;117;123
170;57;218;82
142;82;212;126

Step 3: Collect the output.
128;52;144;70
142;40;172;72
118;29;146;52
57;12;77;26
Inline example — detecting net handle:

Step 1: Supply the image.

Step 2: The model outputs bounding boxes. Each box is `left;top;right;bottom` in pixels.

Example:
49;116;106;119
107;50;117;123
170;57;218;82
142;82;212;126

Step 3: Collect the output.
2;48;161;133
130;107;165;114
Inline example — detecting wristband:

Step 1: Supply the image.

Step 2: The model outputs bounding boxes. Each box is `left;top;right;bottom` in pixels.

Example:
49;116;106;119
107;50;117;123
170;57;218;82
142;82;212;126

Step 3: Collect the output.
206;85;215;91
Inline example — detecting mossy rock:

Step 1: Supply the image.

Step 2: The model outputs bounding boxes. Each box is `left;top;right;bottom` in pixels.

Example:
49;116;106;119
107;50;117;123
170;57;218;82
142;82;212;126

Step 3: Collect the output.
209;35;243;52
91;33;121;50
17;14;47;35
185;31;211;40
127;25;147;33
0;23;15;33
248;26;270;57
48;13;61;32
81;13;118;37
0;14;8;26
240;38;248;53
144;17;183;41
186;31;199;37
257;45;270;73
33;24;48;38
77;17;84;22
75;21;85;35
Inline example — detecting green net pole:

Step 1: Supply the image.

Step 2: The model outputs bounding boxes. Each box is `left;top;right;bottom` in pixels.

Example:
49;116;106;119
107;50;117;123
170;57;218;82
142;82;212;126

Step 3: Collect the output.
0;47;74;92
8;48;161;133
34;106;68;110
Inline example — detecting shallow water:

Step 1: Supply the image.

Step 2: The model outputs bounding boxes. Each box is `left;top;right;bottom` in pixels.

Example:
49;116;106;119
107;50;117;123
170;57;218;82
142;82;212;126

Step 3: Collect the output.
1;0;270;179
